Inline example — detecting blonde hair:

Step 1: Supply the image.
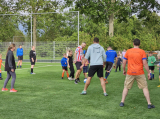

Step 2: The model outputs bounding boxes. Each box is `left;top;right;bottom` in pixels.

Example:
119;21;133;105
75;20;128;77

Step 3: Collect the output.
157;53;160;57
7;43;15;54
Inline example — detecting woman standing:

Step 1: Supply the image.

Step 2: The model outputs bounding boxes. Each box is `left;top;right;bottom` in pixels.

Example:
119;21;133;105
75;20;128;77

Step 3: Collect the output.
2;43;17;92
30;46;36;74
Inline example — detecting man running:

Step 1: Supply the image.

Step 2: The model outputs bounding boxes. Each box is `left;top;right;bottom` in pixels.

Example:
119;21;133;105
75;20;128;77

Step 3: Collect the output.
74;42;86;84
16;45;23;68
104;46;117;83
80;37;107;96
120;39;155;109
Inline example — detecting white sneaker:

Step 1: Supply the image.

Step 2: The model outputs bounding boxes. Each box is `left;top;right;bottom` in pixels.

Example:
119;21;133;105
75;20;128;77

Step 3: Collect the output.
31;72;36;74
68;77;72;80
71;78;75;80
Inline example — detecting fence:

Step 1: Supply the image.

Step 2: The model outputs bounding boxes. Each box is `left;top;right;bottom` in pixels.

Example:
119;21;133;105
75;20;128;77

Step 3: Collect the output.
0;41;78;62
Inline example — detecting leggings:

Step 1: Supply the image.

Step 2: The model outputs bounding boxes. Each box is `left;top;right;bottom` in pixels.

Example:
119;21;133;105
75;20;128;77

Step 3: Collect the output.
116;64;121;71
3;71;16;89
69;63;75;78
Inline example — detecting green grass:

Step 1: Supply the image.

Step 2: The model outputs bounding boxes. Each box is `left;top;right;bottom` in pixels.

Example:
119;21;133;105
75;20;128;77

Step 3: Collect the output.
0;62;160;119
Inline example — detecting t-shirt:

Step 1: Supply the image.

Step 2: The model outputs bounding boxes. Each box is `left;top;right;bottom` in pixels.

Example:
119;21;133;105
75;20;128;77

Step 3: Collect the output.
106;50;117;63
124;48;147;75
122;51;126;58
68;55;73;64
117;58;122;65
75;46;83;62
0;59;2;69
30;50;36;60
148;56;156;66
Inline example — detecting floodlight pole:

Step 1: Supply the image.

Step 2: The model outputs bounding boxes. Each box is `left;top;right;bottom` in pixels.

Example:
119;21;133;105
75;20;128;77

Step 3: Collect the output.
78;11;79;46
31;12;32;48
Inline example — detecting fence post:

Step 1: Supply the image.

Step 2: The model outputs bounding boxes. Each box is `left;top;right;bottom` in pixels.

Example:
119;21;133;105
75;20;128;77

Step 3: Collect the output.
53;41;55;60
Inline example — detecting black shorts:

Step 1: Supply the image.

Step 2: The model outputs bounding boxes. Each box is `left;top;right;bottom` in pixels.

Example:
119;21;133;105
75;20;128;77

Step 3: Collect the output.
30;59;35;65
149;66;155;71
62;66;68;71
105;62;113;71
83;66;88;73
18;56;23;60
76;62;82;70
88;65;103;78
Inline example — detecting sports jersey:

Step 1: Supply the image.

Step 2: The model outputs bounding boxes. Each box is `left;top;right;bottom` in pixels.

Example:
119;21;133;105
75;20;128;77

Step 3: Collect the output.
124;48;147;75
75;46;83;62
30;50;36;60
106;50;117;63
16;48;23;56
61;57;67;67
0;59;2;69
148;56;156;66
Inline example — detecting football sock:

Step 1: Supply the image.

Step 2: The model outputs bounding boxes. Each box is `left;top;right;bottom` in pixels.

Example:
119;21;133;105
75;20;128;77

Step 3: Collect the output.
152;73;154;79
31;68;33;73
66;72;69;78
150;73;152;79
17;66;18;68
62;72;64;78
20;65;21;68
105;72;110;79
0;73;1;77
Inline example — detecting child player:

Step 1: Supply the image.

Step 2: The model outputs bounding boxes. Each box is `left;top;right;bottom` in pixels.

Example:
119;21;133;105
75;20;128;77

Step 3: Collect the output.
0;54;5;80
148;51;156;80
82;53;89;81
61;53;69;79
67;50;75;80
157;53;160;87
115;54;122;72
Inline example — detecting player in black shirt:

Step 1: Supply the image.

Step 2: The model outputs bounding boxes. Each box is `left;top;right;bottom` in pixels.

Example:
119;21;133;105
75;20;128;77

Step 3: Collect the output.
67;50;75;80
30;46;36;74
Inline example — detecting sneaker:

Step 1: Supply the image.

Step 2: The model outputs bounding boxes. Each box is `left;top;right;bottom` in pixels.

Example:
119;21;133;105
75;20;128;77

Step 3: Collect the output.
68;77;72;80
0;77;3;80
157;85;160;87
81;91;87;95
61;77;63;79
105;80;108;84
104;93;108;96
71;78;75;80
120;102;124;107
75;79;78;84
31;72;36;74
115;71;117;72
10;88;17;92
77;78;80;82
148;104;155;109
2;88;8;91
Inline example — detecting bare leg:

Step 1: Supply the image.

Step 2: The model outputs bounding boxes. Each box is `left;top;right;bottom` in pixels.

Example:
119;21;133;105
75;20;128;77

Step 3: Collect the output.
84;73;87;79
20;60;22;66
17;61;20;66
121;88;129;103
143;88;151;105
83;77;92;91
99;77;106;93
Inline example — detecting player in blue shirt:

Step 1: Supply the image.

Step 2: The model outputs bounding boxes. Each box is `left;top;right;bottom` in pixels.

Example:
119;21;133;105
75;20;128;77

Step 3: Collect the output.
16;45;23;68
104;46;117;83
61;53;69;79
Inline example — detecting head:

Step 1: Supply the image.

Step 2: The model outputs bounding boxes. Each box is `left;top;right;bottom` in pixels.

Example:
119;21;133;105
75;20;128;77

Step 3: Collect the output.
133;39;140;47
149;51;153;56
7;43;16;53
93;37;99;43
123;49;126;52
119;51;121;54
0;54;2;59
107;46;112;50
117;54;120;58
19;45;22;49
157;53;160;60
32;46;35;50
63;53;67;58
68;50;73;55
81;42;86;48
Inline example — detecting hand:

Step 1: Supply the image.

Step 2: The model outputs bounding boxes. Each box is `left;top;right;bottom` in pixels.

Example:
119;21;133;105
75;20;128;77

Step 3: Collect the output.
151;62;153;63
123;70;126;75
36;59;37;62
11;69;14;72
80;65;83;69
113;65;116;69
17;57;18;58
73;61;76;64
103;64;105;68
68;65;70;68
32;59;34;62
147;73;151;80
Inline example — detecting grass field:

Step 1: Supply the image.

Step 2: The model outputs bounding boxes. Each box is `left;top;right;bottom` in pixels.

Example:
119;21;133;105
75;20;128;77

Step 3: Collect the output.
0;62;159;119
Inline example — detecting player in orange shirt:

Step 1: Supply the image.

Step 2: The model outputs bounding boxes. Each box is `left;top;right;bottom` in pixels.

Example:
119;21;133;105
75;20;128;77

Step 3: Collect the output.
119;39;155;109
0;54;5;80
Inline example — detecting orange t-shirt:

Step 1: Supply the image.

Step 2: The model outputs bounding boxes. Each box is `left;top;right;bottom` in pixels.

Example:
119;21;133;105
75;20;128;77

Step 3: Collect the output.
0;59;2;69
124;48;147;75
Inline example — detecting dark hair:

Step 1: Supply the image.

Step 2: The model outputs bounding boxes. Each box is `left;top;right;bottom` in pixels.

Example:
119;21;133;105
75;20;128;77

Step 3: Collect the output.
133;39;140;46
149;51;153;54
94;37;99;43
68;50;72;52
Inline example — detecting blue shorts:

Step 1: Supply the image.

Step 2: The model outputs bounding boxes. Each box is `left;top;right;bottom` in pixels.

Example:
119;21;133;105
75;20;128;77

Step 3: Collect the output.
83;66;88;73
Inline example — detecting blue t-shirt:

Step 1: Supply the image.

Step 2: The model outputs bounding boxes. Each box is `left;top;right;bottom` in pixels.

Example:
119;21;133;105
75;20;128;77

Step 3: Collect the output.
106;50;117;63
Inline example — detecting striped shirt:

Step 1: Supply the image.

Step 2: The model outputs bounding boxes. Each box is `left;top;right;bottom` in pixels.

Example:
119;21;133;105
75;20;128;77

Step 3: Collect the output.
75;46;83;62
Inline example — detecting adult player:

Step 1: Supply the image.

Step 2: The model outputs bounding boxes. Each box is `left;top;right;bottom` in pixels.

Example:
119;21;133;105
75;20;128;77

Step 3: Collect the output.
104;46;118;83
80;37;107;96
120;39;155;109
2;43;17;92
74;42;86;84
16;45;23;68
148;51;156;80
30;46;36;74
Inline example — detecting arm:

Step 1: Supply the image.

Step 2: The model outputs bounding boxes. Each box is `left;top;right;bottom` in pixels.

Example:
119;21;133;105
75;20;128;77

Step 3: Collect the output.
30;51;34;62
123;59;127;75
8;51;14;71
1;63;5;67
143;59;150;79
102;48;106;68
16;49;18;57
74;52;77;63
67;58;70;68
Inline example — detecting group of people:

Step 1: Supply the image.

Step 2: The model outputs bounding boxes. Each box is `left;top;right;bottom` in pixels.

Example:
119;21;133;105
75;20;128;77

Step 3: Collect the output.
61;38;157;109
0;44;37;92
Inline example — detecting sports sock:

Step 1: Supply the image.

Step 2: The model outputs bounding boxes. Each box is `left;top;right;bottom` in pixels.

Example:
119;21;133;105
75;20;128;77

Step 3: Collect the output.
20;65;21;68
31;68;33;73
62;72;64;78
105;72;110;79
17;66;18;68
152;73;154;79
66;72;69;78
0;73;1;77
150;73;152;79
